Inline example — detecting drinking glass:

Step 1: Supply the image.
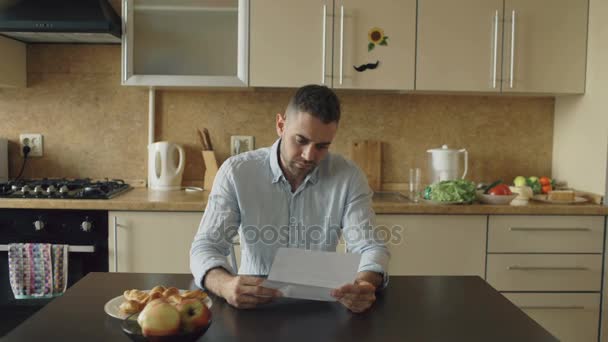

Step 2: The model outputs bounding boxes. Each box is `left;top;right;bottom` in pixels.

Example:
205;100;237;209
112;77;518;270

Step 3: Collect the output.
409;168;421;202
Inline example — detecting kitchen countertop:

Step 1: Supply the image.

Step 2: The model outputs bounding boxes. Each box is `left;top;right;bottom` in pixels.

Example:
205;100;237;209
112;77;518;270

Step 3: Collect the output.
4;273;556;342
0;187;606;215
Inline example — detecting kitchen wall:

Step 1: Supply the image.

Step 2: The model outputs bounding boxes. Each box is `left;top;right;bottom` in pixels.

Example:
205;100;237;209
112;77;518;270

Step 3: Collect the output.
553;0;608;197
0;44;554;186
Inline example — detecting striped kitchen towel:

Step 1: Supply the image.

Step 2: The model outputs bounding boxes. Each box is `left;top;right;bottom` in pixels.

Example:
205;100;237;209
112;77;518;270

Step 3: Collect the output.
8;243;68;299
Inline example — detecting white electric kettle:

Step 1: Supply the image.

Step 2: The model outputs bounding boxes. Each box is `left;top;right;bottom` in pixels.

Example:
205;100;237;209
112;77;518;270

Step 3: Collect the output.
148;142;185;191
426;144;468;184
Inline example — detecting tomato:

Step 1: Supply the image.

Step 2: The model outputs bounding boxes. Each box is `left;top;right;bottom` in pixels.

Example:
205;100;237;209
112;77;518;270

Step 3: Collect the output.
488;184;512;195
542;184;552;194
539;176;551;186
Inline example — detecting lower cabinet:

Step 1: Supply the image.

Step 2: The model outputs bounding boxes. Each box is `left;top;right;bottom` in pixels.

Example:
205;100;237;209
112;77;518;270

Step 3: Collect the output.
108;211;203;273
504;293;600;342
487;215;606;342
376;215;487;277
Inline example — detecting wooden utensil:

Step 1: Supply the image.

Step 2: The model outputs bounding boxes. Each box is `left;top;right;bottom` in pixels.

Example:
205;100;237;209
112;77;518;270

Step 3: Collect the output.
203;128;213;150
197;128;208;150
351;140;382;192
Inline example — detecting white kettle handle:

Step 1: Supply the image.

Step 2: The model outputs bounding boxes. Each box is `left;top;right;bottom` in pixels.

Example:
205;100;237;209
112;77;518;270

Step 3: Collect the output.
153;149;161;181
459;149;468;179
175;144;185;176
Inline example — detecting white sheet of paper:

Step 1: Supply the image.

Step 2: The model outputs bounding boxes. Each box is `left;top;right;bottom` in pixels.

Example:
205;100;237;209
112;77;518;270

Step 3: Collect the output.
261;247;361;302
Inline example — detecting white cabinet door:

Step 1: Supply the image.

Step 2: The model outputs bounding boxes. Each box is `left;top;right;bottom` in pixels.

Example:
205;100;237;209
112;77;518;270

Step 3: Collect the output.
416;0;503;92
0;36;26;88
332;0;416;90
502;0;588;94
108;211;203;273
377;215;487;276
504;293;600;342
122;0;249;87
250;0;332;87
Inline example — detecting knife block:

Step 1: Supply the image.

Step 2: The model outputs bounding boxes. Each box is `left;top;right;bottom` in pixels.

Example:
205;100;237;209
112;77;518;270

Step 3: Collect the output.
202;150;219;191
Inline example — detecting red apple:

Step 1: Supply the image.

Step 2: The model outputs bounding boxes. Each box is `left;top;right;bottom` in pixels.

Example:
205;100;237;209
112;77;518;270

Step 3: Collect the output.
176;298;211;332
137;298;181;337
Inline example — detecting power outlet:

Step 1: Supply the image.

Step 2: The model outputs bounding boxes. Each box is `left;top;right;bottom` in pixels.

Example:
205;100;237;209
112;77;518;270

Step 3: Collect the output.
230;136;254;156
19;134;43;157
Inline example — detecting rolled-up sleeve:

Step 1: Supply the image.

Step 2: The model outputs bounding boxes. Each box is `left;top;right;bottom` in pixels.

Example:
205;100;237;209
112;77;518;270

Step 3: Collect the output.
341;167;390;289
190;160;241;290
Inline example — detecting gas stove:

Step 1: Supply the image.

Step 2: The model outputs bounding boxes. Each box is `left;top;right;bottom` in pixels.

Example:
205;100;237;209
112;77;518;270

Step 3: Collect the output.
0;178;131;199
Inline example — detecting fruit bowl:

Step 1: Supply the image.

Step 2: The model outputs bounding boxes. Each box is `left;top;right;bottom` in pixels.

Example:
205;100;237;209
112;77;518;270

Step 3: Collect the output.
476;190;518;205
122;313;211;342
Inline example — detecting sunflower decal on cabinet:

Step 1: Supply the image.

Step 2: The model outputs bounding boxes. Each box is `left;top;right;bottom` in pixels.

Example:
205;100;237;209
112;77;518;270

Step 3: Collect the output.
368;27;388;52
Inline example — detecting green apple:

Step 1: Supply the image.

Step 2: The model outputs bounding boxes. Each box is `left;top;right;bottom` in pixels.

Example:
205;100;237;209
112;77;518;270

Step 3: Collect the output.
513;176;527;187
137;298;181;337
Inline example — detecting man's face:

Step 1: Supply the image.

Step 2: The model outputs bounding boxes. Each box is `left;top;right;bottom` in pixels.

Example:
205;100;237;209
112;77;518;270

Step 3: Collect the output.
276;111;338;180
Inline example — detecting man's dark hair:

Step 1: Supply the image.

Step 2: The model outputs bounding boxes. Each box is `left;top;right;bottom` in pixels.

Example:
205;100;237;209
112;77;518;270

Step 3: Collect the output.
286;85;341;124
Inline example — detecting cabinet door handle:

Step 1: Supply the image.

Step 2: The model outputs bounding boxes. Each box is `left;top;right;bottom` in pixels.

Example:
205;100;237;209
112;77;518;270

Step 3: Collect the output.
509;10;516;88
113;216;118;272
321;4;327;84
509;227;591;232
520;305;586;310
339;4;344;85
492;10;499;88
508;266;589;271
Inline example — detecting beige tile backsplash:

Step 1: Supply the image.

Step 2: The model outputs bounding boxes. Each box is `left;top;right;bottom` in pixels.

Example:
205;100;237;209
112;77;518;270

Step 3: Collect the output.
0;45;554;186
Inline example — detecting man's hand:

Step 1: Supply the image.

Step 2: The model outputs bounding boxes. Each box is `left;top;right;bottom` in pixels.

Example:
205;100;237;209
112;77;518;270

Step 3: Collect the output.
221;275;282;309
330;279;377;313
204;268;282;309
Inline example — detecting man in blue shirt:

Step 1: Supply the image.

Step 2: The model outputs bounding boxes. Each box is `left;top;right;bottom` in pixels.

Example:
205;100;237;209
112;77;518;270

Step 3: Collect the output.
190;85;390;313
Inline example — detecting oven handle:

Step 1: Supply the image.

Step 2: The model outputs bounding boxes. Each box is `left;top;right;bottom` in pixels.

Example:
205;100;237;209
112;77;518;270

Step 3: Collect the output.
0;245;95;253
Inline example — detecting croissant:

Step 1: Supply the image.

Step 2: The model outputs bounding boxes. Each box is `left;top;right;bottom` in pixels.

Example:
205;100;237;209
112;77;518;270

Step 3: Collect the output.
119;299;142;314
119;285;208;315
181;289;207;300
162;287;180;298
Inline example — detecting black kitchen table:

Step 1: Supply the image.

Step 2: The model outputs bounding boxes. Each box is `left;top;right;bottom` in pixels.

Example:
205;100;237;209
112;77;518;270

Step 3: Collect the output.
4;273;556;342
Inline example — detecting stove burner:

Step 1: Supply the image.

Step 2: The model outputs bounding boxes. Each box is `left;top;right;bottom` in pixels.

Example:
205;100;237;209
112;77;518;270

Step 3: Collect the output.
0;178;131;200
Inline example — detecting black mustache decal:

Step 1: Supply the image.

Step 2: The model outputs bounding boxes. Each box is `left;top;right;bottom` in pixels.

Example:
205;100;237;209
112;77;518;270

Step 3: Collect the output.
353;60;380;72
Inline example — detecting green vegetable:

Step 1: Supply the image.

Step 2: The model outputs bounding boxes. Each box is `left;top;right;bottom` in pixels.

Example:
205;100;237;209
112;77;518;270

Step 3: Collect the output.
427;180;477;203
526;177;542;194
423;186;432;200
513;176;527;187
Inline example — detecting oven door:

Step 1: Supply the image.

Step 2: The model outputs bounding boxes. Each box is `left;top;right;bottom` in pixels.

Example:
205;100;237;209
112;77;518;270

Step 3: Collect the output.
0;209;108;336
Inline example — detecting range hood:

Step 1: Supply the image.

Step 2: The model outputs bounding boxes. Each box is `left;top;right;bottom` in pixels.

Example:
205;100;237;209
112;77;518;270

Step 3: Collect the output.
0;0;121;43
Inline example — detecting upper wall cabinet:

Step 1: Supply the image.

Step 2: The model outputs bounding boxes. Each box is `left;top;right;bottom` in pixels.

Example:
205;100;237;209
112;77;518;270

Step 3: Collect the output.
121;0;249;87
250;0;416;91
0;35;26;88
417;0;588;94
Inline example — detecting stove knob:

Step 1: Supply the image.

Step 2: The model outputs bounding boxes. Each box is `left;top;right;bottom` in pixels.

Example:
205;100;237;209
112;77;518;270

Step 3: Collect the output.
81;217;93;232
11;185;19;191
34;185;44;194
22;185;31;193
47;185;57;194
59;185;69;194
34;219;45;231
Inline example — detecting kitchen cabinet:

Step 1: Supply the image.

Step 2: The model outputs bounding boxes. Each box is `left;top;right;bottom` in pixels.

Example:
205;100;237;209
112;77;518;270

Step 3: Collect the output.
108;211;241;274
417;0;588;94
487;215;605;342
121;0;249;87
0;35;26;88
250;0;416;90
108;211;203;273
376;215;486;277
505;293;600;342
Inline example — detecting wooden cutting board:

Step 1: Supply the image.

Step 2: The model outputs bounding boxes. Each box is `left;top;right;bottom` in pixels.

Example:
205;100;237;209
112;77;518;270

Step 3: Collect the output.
351;140;382;192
